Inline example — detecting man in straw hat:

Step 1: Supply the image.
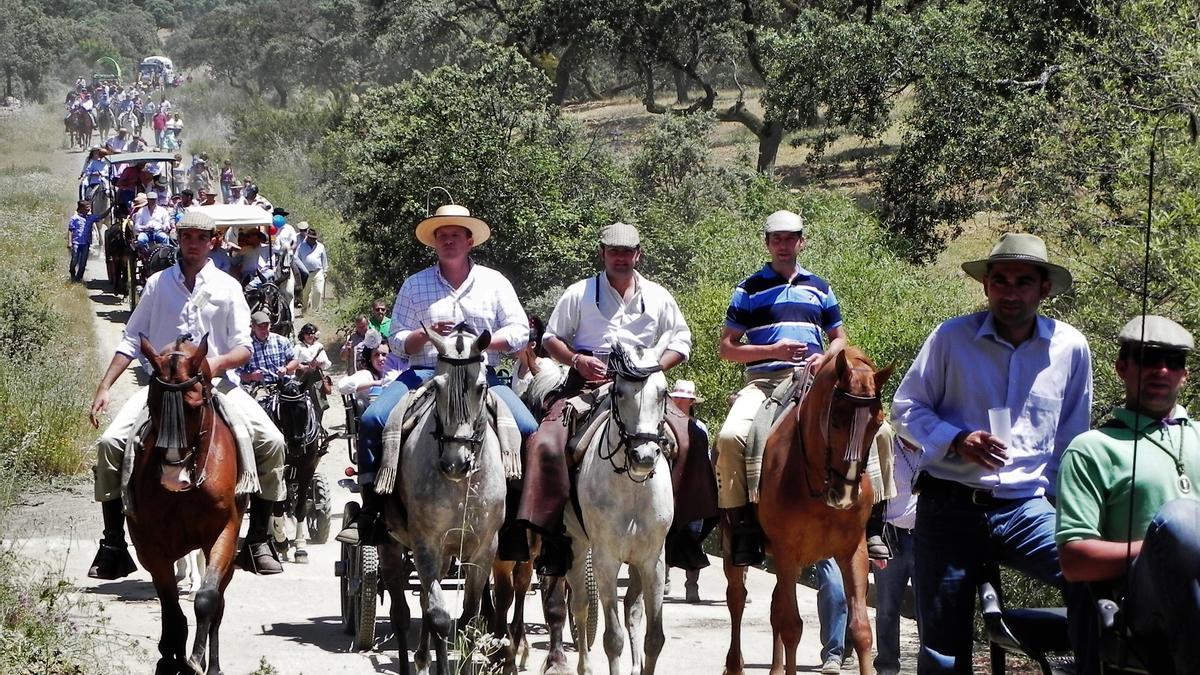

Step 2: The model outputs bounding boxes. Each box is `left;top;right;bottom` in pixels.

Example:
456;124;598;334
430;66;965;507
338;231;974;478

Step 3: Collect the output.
1056;315;1200;674
336;202;537;545
515;221;695;576
891;232;1093;673
87;209;288;579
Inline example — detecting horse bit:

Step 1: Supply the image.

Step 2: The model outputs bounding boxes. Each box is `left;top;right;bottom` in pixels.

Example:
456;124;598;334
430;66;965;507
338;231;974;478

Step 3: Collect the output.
599;372;668;484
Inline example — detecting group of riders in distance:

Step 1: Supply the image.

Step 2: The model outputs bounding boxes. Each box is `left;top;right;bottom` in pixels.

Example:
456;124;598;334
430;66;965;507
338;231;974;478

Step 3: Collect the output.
71;81;1200;675
65;73;183;150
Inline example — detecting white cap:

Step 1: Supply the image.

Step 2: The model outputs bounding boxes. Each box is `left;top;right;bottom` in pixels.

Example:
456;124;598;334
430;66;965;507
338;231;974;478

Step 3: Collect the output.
763;210;804;235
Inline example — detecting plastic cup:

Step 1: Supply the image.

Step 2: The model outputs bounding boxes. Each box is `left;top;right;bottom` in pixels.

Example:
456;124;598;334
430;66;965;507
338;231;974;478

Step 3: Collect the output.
988;407;1012;446
593;347;611;372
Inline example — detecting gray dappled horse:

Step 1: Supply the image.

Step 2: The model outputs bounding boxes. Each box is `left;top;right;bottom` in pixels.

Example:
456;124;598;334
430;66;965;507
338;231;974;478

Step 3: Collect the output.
564;343;673;675
377;324;507;675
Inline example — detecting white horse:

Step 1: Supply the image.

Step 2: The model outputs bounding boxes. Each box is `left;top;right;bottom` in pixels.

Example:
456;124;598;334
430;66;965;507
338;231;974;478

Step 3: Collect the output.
377;324;508;675
566;343;673;675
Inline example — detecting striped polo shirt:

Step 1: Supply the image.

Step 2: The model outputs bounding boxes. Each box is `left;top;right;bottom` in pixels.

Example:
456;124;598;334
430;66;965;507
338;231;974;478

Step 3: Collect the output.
725;263;843;373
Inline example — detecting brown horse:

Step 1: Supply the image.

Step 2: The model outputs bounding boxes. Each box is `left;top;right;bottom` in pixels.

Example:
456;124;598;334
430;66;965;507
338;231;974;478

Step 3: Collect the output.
130;334;246;675
723;345;893;675
69;107;95;149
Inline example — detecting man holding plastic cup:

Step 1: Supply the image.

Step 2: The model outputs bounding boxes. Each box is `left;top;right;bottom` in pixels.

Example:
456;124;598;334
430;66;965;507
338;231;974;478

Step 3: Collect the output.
891;233;1093;674
516;222;693;576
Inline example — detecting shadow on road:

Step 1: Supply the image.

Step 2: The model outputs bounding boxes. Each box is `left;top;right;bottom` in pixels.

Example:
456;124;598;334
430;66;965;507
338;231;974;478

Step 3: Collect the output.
86;579;159;602
262;615;421;656
96;307;132;325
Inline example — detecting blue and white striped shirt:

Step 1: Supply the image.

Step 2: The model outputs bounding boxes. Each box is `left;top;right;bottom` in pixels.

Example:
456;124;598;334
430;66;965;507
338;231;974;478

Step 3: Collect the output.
725;263;843;373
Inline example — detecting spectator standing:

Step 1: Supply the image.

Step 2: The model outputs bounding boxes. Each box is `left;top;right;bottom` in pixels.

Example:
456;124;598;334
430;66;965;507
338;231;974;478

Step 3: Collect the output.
891;233;1092;673
152;109;167;148
141;97;157;129
873;422;922;675
67;200;100;282
339;315;370;375
295;225;328;314
367;298;391;338
219;160;236;204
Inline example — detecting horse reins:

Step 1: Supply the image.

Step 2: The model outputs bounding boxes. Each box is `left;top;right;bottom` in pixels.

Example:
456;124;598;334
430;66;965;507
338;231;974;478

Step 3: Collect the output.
599;369;668;483
796;372;881;499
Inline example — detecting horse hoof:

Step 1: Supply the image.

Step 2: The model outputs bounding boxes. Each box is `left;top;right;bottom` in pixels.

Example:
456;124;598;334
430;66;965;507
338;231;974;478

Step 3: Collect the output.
293;549;309;564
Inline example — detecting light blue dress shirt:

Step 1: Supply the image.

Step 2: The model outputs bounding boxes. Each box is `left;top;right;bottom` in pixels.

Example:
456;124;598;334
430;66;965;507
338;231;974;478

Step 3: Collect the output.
891;311;1092;498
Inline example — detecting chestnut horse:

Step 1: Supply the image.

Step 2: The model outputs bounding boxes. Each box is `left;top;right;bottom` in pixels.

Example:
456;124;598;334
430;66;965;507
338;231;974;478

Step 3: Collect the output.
129;334;246;675
723;345;893;675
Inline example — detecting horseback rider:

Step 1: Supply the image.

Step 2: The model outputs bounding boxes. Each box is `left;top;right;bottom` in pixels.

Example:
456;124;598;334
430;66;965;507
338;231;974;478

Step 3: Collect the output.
335;202;538;545
238;311;300;391
515;222;693;576
87;217;289;580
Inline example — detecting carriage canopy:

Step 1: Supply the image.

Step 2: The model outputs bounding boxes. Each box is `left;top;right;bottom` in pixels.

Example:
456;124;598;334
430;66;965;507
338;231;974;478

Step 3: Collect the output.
178;204;273;231
104;151;177;166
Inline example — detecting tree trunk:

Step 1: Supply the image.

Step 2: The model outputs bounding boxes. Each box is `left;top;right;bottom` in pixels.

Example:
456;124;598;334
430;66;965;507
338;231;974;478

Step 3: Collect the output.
550;42;581;106
274;82;289;108
4;68;12;99
756;119;785;174
642;64;667;114
672;66;690;104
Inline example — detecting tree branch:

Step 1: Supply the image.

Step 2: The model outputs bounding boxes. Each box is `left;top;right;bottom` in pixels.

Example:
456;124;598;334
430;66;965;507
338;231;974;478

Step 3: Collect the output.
993;65;1064;89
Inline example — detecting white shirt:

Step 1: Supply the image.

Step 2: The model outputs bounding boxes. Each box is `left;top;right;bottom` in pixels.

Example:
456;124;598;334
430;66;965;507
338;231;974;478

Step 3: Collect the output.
142;100;157;115
275;223;297;252
295;341;332;370
133;206;171;233
545;271;692;359
390;262;528;368
118;260;253;380
105;135;129;153
337;368;401;406
235;244;271;278
294;239;327;273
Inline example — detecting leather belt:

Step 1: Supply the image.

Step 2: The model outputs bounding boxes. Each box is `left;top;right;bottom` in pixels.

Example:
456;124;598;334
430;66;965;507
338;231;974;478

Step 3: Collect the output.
916;473;1020;509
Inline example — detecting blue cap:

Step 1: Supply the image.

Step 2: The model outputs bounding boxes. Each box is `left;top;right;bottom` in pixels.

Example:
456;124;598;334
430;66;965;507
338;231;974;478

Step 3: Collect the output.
272;214;285;228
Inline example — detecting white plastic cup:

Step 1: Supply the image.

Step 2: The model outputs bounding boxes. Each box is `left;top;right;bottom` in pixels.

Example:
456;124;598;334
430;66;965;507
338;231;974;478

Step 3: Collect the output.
988;407;1012;447
593;346;611;372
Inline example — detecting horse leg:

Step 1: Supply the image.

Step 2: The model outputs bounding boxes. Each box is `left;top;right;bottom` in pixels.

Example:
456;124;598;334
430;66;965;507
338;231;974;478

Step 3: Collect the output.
590;552;624;675
490;560;518;674
769;563;804;675
722;520;749;675
145;555;189;675
623;565;645;675
413;545;451;675
513;559;533;670
379;543;414;675
637;555;666;675
202;571;228;675
188;518;240;675
838;547;875;675
292;456;318;563
540;574;571;675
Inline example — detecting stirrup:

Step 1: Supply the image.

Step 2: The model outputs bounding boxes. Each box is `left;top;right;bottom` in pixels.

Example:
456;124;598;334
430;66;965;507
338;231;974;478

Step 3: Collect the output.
866;534;892;561
534;537;574;577
335;520;360;545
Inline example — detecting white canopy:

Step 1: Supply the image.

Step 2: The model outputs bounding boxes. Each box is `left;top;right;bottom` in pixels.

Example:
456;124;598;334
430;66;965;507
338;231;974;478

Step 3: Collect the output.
178;205;272;231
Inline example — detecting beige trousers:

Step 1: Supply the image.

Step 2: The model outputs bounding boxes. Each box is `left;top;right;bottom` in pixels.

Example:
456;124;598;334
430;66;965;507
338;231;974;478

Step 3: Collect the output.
93;378;285;502
715;371;792;509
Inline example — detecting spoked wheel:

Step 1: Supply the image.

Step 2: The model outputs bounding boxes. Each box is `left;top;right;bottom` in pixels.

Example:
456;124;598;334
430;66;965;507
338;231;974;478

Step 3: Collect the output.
334;501;378;650
567;550;598;652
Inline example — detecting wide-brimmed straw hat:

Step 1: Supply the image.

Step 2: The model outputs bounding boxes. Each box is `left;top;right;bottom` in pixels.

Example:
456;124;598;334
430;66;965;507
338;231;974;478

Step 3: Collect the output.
415;204;490;248
131;192;148;208
960;233;1072;296
667;380;704;402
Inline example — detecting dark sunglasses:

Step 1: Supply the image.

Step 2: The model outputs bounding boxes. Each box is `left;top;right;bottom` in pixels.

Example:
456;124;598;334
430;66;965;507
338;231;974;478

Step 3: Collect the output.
1130;348;1188;371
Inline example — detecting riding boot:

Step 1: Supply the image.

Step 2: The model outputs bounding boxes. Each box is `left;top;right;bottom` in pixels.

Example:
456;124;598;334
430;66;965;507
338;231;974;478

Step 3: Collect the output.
497;481;530;562
88;499;137;580
237;496;284;575
665;523;710;571
335;484;387;546
866;500;892;560
729;505;765;568
534;528;574;577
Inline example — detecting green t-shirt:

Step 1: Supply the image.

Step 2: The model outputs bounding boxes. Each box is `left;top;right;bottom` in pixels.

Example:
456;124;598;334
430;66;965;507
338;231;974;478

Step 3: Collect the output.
369;316;392;340
1056;406;1200;546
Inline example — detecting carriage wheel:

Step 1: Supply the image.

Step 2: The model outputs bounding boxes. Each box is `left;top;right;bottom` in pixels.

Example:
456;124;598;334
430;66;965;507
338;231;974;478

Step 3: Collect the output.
337;501;360;633
354;544;379;650
306;472;332;545
567;551;598;651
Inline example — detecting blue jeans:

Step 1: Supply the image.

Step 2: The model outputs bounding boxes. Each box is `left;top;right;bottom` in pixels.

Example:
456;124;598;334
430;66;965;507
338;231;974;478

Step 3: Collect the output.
69;244;89;281
136;230;170;249
913;490;1062;674
815;558;848;663
873;525;915;675
358;366;537;483
1125;498;1200;673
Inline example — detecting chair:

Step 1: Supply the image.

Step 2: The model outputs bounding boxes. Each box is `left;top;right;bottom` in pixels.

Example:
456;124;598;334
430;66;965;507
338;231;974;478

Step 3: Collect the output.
1092;589;1153;674
979;565;1075;675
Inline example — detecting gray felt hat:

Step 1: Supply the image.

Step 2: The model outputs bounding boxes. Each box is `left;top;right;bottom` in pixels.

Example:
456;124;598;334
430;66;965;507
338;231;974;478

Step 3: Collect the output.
1118;315;1194;352
600;222;641;248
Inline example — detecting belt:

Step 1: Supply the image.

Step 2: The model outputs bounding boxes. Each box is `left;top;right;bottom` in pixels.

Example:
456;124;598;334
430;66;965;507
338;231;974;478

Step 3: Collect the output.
915;474;1020;509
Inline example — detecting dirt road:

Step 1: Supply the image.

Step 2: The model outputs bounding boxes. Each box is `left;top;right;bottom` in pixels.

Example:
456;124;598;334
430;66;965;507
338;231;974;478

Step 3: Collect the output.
5;133;918;674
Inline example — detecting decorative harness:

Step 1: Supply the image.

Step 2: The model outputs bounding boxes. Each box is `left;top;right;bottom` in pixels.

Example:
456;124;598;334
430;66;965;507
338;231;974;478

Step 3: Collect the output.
429;352;489;469
151;356;215;490
596;347;668;483
798;367;881;499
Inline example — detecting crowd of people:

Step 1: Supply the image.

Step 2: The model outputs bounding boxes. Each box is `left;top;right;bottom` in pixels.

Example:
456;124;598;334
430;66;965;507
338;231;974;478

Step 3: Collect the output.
73;167;1198;674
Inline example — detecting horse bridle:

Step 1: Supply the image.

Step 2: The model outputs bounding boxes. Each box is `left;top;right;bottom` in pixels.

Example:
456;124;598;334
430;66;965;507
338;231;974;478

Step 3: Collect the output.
599;368;668;483
429;353;489;464
800;385;881;499
151;363;215;490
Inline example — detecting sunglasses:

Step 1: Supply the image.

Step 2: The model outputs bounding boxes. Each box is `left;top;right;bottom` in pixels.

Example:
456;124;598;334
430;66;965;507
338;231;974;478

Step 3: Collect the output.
1129;348;1187;371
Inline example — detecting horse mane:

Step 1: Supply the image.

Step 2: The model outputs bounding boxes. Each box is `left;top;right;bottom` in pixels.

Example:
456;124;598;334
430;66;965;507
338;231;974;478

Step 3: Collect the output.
608;343;662;381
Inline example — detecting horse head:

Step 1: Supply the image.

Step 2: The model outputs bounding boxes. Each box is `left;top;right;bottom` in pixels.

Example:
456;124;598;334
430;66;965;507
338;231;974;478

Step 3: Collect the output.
273;375;314;449
424;322;491;481
140;333;212;492
811;346;894;509
606;343;669;480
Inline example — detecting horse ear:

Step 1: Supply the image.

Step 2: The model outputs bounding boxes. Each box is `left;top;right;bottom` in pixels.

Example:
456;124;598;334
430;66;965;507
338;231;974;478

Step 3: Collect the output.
834;349;849;380
475;329;491;353
874;362;896;390
139;333;160;366
422;322;446;354
191;334;210;372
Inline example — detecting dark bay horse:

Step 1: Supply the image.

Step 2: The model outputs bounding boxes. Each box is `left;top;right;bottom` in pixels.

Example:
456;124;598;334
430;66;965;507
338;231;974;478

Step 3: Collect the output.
69;108;95;149
267;372;329;563
130;334;246;675
723;345;893;675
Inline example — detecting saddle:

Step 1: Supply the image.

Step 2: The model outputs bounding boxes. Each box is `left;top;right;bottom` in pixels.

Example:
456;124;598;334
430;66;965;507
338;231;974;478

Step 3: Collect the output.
374;380;523;495
745;363;817;502
119;385;260;521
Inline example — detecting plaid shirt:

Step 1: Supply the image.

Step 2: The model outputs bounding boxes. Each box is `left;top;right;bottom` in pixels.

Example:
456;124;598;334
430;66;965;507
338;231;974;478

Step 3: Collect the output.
390;261;528;368
238;332;294;385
